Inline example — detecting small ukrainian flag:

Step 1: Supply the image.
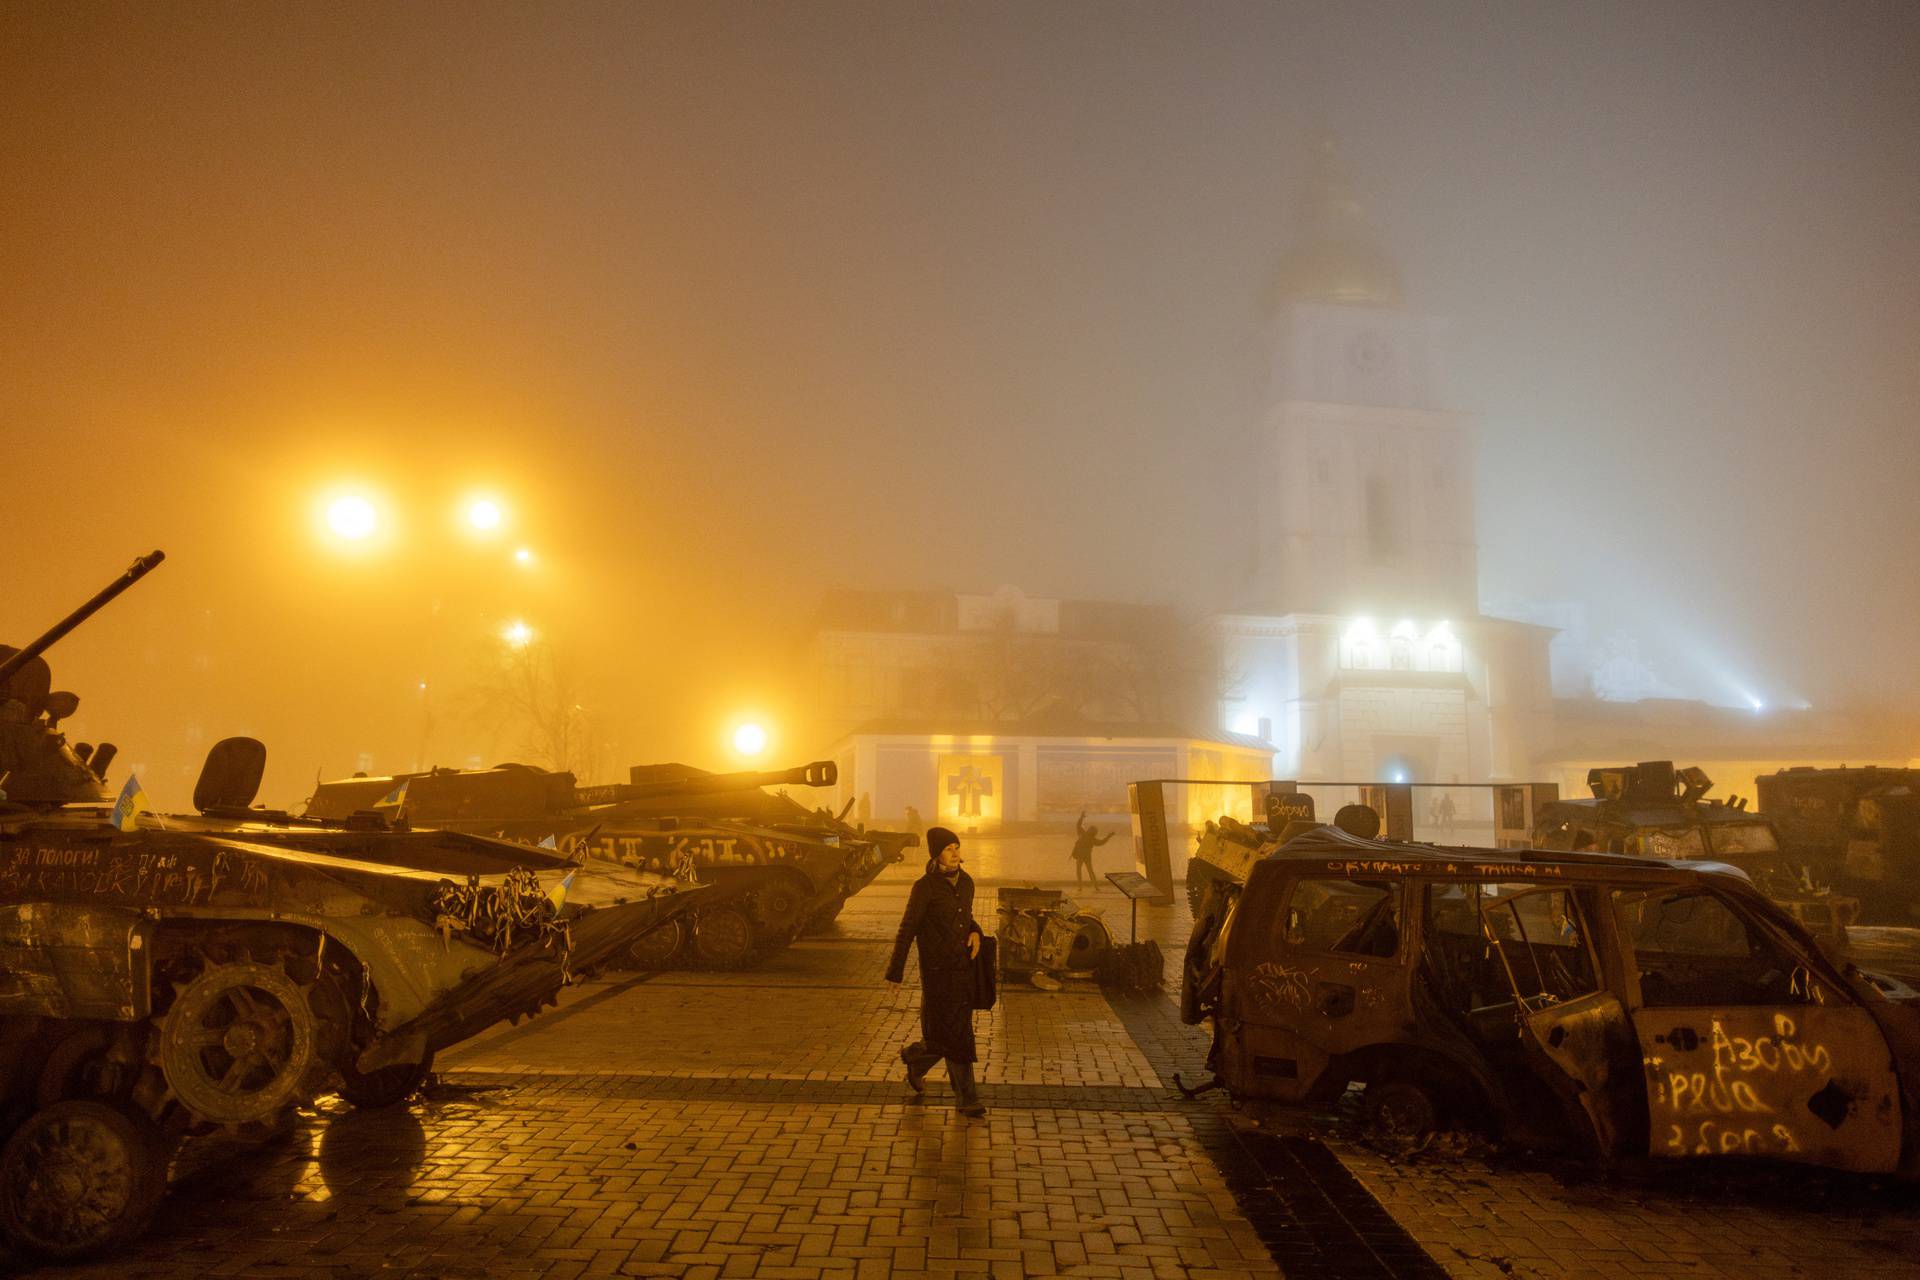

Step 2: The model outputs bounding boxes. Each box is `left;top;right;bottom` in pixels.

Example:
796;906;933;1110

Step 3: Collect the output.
110;773;151;832
547;871;575;911
371;778;410;812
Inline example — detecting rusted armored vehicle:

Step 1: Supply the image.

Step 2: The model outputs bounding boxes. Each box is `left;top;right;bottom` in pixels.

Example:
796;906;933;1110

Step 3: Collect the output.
1532;762;1859;950
304;759;915;969
1186;815;1270;914
1181;824;1920;1177
1758;765;1920;925
1186;792;1351;913
0;555;695;1259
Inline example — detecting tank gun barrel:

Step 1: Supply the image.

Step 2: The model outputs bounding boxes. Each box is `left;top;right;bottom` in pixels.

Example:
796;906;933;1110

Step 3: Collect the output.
571;759;836;807
0;550;165;685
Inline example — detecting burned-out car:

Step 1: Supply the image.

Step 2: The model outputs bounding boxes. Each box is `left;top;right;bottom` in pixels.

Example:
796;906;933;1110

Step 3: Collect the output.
1182;825;1920;1176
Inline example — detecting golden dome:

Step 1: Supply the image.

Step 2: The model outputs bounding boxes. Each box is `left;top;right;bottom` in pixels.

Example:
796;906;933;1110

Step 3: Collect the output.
1274;138;1404;308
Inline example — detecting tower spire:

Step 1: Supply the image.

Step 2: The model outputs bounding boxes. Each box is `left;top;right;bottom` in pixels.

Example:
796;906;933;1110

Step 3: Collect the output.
1274;137;1404;307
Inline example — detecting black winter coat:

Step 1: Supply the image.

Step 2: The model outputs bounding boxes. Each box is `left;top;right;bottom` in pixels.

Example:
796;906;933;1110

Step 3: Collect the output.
886;861;983;1062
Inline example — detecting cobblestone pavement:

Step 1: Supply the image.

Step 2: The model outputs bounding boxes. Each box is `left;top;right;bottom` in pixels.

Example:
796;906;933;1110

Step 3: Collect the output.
6;875;1919;1279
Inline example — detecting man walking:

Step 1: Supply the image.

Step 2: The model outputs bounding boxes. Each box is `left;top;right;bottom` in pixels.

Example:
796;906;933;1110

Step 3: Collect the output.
1068;810;1113;885
885;826;986;1117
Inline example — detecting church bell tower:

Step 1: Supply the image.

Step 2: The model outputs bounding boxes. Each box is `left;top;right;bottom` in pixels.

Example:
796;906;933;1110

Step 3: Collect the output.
1215;140;1554;787
1245;139;1478;621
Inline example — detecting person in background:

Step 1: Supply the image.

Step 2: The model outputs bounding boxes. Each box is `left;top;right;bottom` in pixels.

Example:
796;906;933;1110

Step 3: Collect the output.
1069;810;1114;885
885;826;986;1117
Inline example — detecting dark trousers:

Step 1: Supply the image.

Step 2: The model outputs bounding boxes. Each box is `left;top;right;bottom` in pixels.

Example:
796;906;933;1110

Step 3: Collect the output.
902;1041;978;1105
1072;856;1095;884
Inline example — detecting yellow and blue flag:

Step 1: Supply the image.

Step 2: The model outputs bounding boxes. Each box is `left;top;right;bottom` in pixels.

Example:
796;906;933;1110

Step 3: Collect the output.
547;871;575;911
110;773;151;831
371;778;410;813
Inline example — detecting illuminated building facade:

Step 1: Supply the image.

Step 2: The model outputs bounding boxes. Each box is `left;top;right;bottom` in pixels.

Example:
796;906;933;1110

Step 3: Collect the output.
804;587;1269;827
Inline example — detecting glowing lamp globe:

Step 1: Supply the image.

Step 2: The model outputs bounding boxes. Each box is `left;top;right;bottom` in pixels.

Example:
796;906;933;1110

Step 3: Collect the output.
732;723;768;757
326;495;378;540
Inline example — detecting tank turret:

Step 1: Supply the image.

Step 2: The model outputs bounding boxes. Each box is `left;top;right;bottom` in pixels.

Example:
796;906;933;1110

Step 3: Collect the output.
0;551;164;808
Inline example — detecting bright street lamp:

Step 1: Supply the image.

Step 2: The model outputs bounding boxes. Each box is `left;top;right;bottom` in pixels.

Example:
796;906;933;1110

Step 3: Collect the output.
325;494;379;541
502;619;535;649
732;722;769;757
467;498;504;532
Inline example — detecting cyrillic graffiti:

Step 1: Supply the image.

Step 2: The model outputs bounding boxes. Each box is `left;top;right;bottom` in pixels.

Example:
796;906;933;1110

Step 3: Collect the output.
0;843;268;907
1664;1120;1803;1156
1649;1013;1839;1155
583;832;797;875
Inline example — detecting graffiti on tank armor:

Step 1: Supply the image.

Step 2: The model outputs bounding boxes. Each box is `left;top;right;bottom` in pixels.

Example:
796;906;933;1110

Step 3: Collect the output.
0;842;269;907
579;831;802;875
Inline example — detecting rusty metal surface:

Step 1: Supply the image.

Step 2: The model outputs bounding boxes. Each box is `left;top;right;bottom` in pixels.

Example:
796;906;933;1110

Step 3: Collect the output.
1187;828;1920;1179
0;902;148;1020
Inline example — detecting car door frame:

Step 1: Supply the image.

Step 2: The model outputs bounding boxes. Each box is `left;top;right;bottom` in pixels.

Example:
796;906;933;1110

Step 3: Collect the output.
1477;882;1641;1154
1220;867;1412;1102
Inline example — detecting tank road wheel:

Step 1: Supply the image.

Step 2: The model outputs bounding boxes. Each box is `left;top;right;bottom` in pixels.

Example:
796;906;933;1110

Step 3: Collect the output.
158;961;320;1127
748;875;810;945
0;1100;168;1261
336;1051;434;1110
621;916;687;970
691;905;757;970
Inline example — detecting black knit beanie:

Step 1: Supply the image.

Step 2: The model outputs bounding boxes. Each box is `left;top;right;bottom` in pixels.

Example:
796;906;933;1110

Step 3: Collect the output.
926;826;960;859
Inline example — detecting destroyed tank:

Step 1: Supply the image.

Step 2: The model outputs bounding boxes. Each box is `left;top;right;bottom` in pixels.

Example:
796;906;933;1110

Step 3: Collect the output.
0;554;697;1260
1757;765;1920;925
303;758;916;970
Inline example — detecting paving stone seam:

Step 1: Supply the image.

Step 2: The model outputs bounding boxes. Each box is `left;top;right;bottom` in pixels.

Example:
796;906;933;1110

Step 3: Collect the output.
1101;985;1451;1280
441;1071;1184;1114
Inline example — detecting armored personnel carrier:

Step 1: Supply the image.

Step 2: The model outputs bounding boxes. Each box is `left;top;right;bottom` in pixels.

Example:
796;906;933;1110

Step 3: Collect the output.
0;554;696;1259
1757;765;1920;924
1533;761;1859;949
304;758;916;969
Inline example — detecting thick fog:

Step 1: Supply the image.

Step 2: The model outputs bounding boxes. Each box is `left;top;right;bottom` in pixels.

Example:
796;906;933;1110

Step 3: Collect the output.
3;2;1915;807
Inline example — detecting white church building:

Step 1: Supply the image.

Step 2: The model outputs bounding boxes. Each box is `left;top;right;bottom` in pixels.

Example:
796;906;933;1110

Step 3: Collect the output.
1213;141;1555;787
801;143;1907;826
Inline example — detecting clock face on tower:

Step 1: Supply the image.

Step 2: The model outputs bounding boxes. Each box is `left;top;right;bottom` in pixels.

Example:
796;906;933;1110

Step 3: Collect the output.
1342;329;1399;403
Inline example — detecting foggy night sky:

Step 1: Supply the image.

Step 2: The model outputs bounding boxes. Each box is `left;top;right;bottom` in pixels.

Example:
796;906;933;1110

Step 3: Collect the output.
3;2;1916;807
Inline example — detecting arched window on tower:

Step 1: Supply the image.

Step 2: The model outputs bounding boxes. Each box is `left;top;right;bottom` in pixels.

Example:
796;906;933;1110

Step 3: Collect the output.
1365;474;1402;564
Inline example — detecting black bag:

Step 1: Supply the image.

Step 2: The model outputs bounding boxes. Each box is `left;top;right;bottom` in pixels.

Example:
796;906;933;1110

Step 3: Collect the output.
972;935;998;1010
